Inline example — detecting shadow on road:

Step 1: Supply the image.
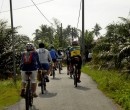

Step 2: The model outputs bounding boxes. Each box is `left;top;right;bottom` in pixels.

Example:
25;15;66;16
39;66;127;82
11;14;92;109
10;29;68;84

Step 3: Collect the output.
30;105;39;110
74;85;90;91
38;91;57;98
50;77;62;80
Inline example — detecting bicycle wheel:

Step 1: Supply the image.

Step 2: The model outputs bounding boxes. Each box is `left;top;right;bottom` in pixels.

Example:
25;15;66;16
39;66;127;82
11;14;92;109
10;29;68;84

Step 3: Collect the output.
74;68;77;87
25;86;30;110
29;90;33;106
58;63;61;74
41;77;44;94
52;68;55;79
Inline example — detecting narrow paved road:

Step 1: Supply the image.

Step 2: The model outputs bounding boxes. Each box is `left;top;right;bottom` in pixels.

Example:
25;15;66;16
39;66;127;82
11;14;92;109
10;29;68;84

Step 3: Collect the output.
6;67;123;110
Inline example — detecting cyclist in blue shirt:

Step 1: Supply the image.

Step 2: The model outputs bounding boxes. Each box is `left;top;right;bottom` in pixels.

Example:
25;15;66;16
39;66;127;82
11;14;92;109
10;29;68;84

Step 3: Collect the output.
49;46;58;70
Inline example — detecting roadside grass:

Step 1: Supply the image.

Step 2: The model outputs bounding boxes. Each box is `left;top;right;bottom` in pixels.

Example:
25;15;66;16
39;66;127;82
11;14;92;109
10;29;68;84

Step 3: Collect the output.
82;65;130;110
0;80;21;110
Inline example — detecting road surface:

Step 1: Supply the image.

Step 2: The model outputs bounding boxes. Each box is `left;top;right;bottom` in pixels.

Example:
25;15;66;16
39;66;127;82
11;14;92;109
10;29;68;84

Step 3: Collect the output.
5;67;123;110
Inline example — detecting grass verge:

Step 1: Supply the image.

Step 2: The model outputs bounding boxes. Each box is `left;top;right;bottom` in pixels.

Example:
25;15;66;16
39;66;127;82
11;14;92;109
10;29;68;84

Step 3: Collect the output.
82;65;130;110
0;80;21;110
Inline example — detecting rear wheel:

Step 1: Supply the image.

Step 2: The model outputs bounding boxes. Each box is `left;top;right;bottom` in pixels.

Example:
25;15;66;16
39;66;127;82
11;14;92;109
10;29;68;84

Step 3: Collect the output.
58;62;61;74
74;68;77;87
29;91;33;106
52;68;55;79
41;78;44;94
25;88;30;110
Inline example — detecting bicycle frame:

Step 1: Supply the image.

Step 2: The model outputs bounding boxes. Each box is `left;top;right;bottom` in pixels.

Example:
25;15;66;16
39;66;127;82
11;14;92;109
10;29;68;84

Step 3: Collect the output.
51;64;55;79
39;69;47;94
25;71;33;110
73;64;78;87
57;59;62;74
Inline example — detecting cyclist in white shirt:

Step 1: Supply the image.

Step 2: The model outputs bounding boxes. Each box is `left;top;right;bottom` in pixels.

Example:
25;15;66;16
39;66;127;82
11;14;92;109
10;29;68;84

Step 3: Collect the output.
36;42;52;84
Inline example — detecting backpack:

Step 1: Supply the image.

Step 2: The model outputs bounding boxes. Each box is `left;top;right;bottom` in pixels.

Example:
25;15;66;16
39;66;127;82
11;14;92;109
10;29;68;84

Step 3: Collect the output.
23;51;33;64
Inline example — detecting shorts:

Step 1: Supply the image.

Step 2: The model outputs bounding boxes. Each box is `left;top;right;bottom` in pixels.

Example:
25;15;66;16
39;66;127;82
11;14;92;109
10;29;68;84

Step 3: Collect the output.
57;58;62;62
52;59;57;63
71;56;82;69
66;58;71;65
41;63;50;70
21;70;37;83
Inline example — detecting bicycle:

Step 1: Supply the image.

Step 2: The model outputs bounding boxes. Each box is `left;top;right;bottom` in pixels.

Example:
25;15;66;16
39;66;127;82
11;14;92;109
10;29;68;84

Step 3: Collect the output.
38;69;47;94
51;63;55;79
57;59;62;74
25;71;33;110
69;64;73;78
72;57;80;87
73;63;79;87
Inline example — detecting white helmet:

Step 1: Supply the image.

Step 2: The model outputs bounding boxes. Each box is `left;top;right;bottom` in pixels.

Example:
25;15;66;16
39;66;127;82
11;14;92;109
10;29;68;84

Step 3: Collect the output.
26;43;34;51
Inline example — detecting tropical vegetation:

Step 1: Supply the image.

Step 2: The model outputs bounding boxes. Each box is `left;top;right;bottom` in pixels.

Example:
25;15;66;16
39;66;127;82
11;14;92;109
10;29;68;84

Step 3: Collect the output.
0;14;130;110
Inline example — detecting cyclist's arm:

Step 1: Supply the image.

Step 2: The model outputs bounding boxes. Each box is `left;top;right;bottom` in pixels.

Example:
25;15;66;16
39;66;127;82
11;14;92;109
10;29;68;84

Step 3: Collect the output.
48;52;52;63
35;52;42;69
20;52;25;70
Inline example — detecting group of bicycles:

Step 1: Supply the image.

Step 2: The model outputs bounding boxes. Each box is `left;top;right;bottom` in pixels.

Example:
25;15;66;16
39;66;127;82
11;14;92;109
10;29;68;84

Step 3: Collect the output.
23;60;62;110
23;58;81;110
68;63;80;87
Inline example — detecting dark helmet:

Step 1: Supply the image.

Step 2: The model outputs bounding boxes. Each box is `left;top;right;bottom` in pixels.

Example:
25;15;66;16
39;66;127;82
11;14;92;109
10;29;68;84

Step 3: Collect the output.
72;40;79;46
50;45;54;49
39;42;45;48
26;43;34;51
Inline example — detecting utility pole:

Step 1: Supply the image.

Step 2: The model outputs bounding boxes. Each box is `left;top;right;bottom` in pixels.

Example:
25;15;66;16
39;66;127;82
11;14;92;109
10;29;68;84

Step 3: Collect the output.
10;0;16;83
82;0;85;64
59;23;62;47
72;28;74;42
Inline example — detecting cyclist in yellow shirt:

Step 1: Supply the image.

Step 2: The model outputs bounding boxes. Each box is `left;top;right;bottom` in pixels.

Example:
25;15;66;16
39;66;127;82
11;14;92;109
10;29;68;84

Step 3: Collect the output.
69;41;82;83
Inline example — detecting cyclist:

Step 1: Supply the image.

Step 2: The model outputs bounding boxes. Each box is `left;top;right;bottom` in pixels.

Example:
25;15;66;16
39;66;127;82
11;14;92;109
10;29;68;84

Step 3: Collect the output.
57;48;63;73
70;40;82;83
20;43;41;97
65;46;71;75
49;46;58;72
36;42;52;85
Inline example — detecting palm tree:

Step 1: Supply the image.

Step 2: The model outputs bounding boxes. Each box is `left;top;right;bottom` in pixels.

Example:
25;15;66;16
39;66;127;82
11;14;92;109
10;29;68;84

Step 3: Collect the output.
92;23;102;38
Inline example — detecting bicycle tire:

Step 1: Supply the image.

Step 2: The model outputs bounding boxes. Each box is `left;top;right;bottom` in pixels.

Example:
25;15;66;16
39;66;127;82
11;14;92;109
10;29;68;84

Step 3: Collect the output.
52;69;55;79
41;77;44;94
58;63;61;74
74;67;77;87
25;85;30;110
29;90;33;106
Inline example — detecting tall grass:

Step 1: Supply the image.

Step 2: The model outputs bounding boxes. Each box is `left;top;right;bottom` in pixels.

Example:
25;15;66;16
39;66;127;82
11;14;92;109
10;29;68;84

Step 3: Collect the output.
0;79;21;110
82;65;130;110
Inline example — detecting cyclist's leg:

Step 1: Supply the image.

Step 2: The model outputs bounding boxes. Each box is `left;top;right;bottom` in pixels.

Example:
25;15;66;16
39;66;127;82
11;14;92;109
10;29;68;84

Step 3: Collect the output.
52;59;57;70
43;63;50;82
70;57;74;73
30;70;38;97
50;61;55;76
67;59;69;75
20;71;26;97
77;57;82;82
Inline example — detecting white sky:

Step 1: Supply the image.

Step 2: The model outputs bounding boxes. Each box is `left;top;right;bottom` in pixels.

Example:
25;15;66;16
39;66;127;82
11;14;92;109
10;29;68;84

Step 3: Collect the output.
0;0;130;40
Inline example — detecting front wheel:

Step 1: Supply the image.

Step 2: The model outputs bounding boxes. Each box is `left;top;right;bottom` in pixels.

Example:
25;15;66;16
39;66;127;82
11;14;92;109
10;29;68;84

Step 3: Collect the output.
74;69;78;87
41;78;44;94
25;89;30;110
52;69;55;79
58;63;61;74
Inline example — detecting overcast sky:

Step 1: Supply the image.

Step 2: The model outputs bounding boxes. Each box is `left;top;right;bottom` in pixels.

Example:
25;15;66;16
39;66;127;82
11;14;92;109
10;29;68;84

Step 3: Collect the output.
0;0;130;40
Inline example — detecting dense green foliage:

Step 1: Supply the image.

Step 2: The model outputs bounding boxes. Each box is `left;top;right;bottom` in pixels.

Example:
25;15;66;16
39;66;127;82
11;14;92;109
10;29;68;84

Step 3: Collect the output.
92;17;130;72
82;65;130;110
0;20;30;79
0;80;21;110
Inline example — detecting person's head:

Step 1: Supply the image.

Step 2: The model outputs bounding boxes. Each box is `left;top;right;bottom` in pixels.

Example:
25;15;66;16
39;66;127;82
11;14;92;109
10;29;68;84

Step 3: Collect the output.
72;40;79;46
67;46;71;50
39;42;45;48
50;45;54;49
26;43;35;51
